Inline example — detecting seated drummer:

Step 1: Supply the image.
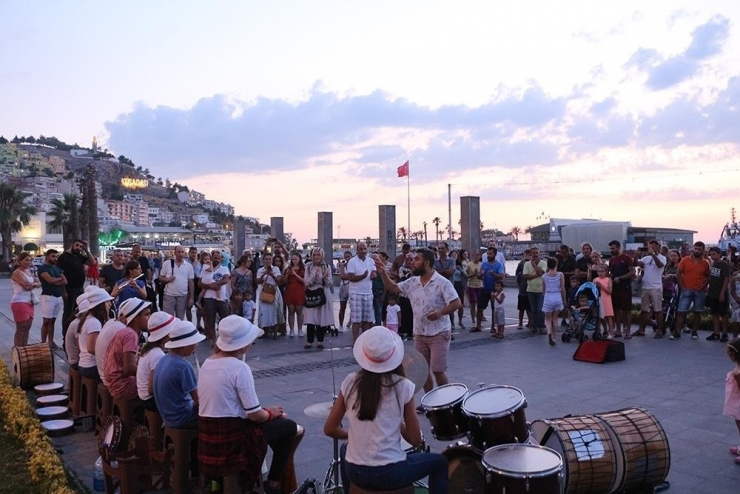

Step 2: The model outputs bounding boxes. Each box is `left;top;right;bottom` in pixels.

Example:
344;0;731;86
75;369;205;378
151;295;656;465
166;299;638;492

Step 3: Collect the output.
324;326;448;493
153;319;204;429
103;298;151;400
198;315;298;494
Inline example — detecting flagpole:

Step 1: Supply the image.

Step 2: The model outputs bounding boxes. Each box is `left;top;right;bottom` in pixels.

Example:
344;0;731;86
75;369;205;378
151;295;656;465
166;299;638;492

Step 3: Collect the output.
407;170;410;241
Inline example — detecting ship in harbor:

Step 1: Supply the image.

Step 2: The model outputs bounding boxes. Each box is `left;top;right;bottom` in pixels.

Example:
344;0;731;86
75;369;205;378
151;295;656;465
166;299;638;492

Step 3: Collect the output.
718;207;739;252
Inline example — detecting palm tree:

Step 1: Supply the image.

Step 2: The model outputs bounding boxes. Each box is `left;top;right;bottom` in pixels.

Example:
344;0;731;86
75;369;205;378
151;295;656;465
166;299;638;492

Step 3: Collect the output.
0;184;37;260
48;193;80;249
422;222;428;245
432;217;441;243
509;226;522;241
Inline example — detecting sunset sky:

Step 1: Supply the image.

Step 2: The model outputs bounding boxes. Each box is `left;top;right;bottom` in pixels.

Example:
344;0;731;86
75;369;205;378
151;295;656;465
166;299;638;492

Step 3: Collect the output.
1;1;738;244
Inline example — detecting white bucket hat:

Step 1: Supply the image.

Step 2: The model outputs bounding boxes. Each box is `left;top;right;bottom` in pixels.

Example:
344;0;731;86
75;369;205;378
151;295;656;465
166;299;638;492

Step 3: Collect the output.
165;320;206;349
118;298;152;325
146;312;177;343
216;315;264;352
353;326;405;374
85;287;114;311
75;292;91;315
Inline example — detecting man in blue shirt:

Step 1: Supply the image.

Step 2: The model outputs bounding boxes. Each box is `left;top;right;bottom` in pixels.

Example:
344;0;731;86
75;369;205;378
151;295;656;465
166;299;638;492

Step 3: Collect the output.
472;247;505;333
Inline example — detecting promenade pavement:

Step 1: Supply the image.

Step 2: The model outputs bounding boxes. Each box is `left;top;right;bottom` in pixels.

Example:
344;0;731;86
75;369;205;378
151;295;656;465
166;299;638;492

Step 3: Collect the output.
0;278;738;493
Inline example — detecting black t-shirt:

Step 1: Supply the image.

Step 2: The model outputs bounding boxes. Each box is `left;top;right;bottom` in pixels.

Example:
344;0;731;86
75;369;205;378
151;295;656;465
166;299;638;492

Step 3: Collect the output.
100;264;125;291
137;256;151;280
557;254;577;284
709;260;731;298
37;264;64;297
609;254;633;292
57;251;88;289
576;257;592;280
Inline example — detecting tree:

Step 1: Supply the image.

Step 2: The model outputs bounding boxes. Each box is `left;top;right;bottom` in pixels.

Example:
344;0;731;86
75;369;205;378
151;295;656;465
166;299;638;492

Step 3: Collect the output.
432;217;441;243
423;221;428;244
0;136;7;144
48;193;80;249
509;226;522;241
0;184;37;259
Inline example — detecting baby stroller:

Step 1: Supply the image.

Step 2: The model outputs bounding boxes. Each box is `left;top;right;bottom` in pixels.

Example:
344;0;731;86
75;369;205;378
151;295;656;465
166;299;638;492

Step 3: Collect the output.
651;279;679;333
562;282;602;343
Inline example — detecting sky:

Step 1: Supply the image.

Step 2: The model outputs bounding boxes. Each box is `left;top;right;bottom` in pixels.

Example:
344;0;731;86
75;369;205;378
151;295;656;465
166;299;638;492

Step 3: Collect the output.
1;1;739;245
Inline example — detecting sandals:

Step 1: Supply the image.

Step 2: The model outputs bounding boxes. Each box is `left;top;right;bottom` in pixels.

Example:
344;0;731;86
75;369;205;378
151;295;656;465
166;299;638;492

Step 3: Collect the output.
730;445;740;455
317;343;325;350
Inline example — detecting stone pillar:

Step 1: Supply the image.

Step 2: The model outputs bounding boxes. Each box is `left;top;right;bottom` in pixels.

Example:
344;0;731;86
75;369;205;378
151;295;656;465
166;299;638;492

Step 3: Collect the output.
234;220;246;256
318;212;333;261
378;205;397;259
460;196;481;255
270;217;284;243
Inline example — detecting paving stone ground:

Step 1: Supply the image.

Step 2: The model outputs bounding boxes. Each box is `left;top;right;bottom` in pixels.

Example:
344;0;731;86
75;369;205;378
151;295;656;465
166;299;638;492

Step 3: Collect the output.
1;278;738;493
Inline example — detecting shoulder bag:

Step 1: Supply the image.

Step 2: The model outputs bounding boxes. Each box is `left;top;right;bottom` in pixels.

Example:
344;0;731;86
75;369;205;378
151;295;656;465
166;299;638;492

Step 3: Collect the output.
260;282;276;304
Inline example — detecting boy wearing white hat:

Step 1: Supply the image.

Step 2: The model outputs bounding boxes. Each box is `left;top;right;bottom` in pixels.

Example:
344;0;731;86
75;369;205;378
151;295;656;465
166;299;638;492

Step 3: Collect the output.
198;315;297;494
103;298;152;400
136;312;177;411
154;320;205;428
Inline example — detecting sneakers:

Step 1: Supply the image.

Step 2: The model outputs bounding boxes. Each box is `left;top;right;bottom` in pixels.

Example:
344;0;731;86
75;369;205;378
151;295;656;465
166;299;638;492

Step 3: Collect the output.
607;334;615;340
416;405;425;415
691;331;698;340
298;329;305;337
707;333;721;341
669;332;680;340
721;334;729;343
289;329;295;338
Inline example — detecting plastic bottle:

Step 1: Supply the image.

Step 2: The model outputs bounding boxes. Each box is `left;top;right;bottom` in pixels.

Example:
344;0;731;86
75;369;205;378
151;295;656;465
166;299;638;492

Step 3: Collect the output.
93;456;105;492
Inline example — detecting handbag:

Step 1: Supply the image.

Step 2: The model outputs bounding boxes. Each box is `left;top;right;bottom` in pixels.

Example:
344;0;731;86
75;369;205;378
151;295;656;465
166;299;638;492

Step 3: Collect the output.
260;283;276;304
304;287;326;308
30;288;41;305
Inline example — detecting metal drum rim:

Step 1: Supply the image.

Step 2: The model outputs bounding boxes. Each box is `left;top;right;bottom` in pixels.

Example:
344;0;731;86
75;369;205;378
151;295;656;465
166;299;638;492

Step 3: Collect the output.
462;385;526;418
482;443;563;478
420;383;469;411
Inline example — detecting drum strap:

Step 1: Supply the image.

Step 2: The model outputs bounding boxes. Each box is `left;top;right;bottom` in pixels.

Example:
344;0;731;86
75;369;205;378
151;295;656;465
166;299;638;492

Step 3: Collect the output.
539;425;555;447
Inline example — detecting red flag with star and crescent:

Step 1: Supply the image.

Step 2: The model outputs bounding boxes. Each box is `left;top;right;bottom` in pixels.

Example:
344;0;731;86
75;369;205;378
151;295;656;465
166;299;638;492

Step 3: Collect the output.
397;160;409;178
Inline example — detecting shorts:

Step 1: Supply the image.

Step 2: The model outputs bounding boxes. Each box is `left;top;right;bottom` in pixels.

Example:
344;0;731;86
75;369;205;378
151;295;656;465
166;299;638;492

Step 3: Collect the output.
542;294;564;313
517;294;530;311
493;307;506;327
466;287;481;305
339;283;350;302
612;290;632;311
349;293;374;323
640;288;663;313
386;323;398;333
706;297;729;316
677;289;706;313
11;302;34;322
40;295;64;319
414;332;451;373
477;289;493;310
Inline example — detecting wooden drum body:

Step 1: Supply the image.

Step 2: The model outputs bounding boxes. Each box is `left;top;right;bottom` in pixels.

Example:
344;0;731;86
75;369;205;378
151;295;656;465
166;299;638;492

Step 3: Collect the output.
12;343;54;390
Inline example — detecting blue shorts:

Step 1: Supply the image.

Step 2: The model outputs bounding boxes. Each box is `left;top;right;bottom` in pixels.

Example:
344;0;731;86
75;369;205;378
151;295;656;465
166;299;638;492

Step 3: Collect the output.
677;289;706;313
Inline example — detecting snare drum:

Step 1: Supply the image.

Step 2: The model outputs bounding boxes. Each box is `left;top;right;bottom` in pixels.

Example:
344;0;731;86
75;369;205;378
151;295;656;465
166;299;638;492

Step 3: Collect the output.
420;383;469;440
595;407;670;492
531;415;620;494
442;444;486;494
482;444;563;494
36;406;70;421
462;385;529;451
37;394;69;407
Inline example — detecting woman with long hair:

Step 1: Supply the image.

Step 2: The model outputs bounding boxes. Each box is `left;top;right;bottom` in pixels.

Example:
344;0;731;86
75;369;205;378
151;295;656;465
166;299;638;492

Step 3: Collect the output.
137;312;177;412
78;287;114;380
230;255;255;299
111;260;148;308
10;252;41;346
282;252;306;338
302;248;334;349
324;326;448;493
588;250;605;281
257;253;284;339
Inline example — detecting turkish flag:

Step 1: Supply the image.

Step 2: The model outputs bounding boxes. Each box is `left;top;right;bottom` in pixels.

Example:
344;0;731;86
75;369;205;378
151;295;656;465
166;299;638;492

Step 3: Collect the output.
397;160;409;178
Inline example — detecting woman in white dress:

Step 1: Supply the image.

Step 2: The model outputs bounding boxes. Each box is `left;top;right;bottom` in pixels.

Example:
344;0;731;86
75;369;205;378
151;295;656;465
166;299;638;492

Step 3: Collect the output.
257;253;284;339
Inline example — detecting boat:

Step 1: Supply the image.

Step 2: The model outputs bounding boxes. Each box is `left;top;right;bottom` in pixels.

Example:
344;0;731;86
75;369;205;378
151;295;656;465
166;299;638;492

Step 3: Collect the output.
718;207;739;252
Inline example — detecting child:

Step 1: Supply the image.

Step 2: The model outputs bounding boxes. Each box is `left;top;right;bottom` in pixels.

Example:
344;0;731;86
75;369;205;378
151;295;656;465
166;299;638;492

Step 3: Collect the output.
729;272;740;340
594;265;615;338
242;291;256;323
384;294;402;333
724;338;740;463
570;293;591;332
230;290;244;317
566;277;581;321
492;281;506;338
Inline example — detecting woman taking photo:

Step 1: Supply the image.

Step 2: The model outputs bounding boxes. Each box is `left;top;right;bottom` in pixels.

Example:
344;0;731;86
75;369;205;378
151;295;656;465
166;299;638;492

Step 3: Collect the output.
324;326;448;493
257;253;284;339
111;260;148;308
10;252;41;346
302;248;334;349
282;252;306;338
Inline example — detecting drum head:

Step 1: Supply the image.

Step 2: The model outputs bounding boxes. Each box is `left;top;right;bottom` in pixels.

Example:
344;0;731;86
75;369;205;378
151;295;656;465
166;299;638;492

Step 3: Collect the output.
41;419;74;436
421;383;468;410
34;382;63;393
36;406;68;418
443;445;486;494
482;444;562;477
462;386;525;417
37;394;68;405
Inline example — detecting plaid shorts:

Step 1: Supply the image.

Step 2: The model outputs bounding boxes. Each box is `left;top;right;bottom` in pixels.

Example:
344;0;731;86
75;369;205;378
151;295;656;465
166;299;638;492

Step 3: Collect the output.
349;293;374;323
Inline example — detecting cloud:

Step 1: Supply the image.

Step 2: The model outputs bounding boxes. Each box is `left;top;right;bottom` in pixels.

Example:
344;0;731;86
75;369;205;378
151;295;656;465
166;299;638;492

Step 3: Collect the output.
626;16;730;90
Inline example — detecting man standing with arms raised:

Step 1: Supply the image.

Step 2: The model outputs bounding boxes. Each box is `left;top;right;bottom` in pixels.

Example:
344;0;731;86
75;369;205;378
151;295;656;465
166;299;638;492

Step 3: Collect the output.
635;240;666;338
57;239;96;339
343;242;377;343
376;248;462;400
159;245;195;320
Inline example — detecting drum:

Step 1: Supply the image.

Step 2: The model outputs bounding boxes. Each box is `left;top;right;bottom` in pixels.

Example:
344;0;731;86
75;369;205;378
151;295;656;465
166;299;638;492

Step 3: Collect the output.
11;344;54;390
420;383;469;440
482;444;563;494
595;407;670;492
41;419;75;437
442;444;486;494
37;394;69;407
531;415;620;494
462;385;529;451
34;382;64;396
36;406;70;421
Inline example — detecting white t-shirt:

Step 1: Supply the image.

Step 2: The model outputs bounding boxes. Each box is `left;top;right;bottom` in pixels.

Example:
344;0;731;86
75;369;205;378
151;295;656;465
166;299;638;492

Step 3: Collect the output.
640;254;666;290
95;319;127;386
79;316;103;369
159;259;194;297
65;318;82;366
397;271;460;336
137;347;166;401
386;304;401;325
203;265;230;300
198;356;261;418
347;255;376;295
341;372;415;466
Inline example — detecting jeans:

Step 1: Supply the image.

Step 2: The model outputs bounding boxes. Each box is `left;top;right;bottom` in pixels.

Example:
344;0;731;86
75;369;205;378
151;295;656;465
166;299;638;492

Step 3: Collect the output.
527;291;545;329
341;443;448;494
373;293;384;326
260;418;298;482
